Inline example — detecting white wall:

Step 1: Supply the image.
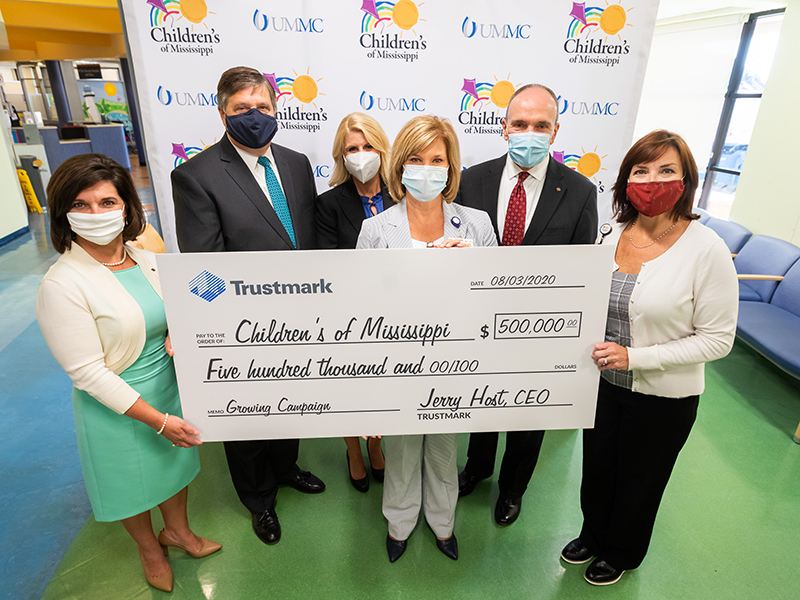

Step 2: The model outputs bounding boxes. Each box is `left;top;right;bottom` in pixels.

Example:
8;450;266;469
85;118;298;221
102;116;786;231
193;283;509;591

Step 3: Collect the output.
731;0;800;244
0;122;30;241
633;14;743;174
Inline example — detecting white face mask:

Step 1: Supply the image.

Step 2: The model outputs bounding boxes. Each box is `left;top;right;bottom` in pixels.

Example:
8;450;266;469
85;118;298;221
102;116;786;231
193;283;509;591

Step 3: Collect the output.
344;151;381;184
67;209;125;246
401;165;448;202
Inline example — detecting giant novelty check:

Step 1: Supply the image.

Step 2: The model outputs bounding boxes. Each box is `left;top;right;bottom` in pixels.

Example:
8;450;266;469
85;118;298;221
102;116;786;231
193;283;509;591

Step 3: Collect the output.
157;245;614;442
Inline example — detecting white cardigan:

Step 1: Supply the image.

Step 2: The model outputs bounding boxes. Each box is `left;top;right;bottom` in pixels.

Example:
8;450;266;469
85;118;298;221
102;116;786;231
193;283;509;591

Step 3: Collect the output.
37;242;163;414
599;220;739;398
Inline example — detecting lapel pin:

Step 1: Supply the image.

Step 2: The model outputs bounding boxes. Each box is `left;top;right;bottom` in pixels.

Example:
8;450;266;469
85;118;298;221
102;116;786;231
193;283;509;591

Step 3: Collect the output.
451;216;461;228
556;187;562;192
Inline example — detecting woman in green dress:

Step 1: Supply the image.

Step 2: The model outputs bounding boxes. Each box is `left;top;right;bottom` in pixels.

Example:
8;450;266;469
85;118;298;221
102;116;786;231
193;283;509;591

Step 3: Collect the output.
37;154;221;593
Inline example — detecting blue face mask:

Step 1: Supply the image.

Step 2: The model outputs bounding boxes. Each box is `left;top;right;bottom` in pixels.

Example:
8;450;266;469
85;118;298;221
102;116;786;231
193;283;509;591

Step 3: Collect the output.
402;165;448;202
507;132;551;169
225;108;278;149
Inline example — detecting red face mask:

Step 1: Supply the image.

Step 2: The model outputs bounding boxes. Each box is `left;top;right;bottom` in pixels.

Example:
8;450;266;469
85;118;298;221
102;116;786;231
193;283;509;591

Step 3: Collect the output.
626;180;685;217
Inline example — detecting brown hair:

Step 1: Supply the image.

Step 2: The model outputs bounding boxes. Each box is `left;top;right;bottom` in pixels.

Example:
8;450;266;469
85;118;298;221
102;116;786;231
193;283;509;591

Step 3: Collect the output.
388;115;461;203
46;154;145;254
612;130;700;225
217;66;277;113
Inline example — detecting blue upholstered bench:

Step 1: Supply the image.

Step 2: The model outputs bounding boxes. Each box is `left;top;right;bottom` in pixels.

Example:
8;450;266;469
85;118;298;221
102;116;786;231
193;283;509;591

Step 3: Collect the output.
736;257;800;442
705;217;752;255
734;235;800;303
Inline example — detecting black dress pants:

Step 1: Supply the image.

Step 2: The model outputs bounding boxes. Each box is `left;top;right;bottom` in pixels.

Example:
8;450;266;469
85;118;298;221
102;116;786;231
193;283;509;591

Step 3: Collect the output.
580;377;698;570
464;429;546;499
224;439;300;514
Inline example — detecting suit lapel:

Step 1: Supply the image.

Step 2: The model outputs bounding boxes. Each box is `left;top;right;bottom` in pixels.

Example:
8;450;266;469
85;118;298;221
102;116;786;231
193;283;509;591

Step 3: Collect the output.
482;156;505;236
220;137;293;247
523;157;564;245
383;200;413;248
340;179;368;239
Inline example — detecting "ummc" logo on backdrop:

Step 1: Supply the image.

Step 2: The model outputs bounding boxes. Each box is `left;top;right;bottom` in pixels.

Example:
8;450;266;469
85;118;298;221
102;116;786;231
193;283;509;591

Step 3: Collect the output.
252;10;324;33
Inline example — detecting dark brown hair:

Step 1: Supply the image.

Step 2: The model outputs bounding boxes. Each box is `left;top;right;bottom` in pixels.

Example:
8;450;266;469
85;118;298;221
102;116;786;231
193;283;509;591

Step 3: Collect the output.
612;130;700;225
47;154;145;254
217;66;277;113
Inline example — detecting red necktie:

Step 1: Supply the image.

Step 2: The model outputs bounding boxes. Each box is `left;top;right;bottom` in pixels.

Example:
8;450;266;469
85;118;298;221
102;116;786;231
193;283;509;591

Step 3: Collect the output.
502;172;529;247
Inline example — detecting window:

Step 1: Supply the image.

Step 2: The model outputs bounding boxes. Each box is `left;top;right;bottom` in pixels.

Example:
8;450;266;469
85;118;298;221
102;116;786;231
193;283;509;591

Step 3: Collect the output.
698;9;785;218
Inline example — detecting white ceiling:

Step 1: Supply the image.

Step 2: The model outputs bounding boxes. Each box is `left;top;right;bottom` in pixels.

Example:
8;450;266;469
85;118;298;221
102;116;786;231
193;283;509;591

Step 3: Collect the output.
657;0;786;20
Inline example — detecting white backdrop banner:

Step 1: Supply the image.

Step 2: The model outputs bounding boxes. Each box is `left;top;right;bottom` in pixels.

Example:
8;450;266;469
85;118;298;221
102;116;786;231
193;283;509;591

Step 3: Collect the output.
120;0;660;252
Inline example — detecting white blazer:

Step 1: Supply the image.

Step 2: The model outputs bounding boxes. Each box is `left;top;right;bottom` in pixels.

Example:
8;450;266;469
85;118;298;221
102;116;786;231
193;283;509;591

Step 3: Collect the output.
37;242;163;414
355;199;498;249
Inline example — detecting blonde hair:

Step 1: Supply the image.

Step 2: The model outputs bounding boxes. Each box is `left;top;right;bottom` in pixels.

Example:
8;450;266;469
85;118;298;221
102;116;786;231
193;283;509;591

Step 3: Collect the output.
388;115;461;203
329;112;391;188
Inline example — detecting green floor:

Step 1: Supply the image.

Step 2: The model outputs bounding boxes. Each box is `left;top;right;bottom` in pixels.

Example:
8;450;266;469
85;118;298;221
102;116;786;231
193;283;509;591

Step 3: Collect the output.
42;343;800;599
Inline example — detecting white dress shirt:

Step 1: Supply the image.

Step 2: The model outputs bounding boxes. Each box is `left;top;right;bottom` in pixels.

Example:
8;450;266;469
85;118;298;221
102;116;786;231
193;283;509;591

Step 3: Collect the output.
231;140;285;207
496;153;549;241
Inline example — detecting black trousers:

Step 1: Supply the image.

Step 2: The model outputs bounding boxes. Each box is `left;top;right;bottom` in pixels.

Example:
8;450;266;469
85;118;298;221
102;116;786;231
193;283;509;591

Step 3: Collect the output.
223;439;300;514
580;377;698;570
464;430;546;499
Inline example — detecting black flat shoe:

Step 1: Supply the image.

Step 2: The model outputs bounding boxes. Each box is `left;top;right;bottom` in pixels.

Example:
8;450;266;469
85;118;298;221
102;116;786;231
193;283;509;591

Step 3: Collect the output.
368;438;385;483
386;535;407;563
346;451;369;493
561;538;593;564
435;535;458;560
252;509;281;545
457;470;485;497
284;470;326;494
584;558;625;586
494;495;522;526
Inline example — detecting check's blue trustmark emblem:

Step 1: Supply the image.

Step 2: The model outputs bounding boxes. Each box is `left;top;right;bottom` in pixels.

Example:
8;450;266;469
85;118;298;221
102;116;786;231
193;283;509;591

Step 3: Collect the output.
189;270;226;302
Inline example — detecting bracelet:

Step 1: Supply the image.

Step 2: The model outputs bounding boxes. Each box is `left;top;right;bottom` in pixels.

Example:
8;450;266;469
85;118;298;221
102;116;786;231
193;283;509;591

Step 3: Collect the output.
156;413;169;435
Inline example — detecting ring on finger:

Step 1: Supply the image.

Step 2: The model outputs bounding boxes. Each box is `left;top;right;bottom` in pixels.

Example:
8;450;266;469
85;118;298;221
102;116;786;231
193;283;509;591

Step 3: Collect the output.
603;358;608;366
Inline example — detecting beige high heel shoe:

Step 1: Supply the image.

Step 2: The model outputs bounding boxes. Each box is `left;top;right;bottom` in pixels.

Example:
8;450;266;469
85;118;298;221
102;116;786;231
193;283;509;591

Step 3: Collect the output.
138;547;173;592
158;528;222;558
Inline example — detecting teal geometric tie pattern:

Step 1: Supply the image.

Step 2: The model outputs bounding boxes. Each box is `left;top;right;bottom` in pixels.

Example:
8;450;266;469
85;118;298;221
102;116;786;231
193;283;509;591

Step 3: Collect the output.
257;156;296;248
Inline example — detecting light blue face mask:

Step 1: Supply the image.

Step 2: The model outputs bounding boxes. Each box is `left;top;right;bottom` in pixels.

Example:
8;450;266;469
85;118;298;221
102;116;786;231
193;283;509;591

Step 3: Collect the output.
402;165;448;202
507;132;552;169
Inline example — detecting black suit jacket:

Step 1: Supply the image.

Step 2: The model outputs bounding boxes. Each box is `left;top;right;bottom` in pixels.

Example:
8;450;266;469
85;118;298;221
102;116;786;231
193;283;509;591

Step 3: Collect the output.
315;179;395;249
455;154;598;245
171;135;317;252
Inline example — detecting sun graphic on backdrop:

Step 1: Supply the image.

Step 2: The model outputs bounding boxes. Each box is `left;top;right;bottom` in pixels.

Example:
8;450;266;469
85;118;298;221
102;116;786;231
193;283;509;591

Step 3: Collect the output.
361;0;426;37
598;1;633;40
291;69;325;107
151;0;216;31
577;147;608;181
104;83;117;97
489;76;517;109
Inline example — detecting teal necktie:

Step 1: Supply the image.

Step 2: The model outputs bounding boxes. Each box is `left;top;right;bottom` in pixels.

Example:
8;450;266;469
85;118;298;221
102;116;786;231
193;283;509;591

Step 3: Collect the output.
257;156;296;248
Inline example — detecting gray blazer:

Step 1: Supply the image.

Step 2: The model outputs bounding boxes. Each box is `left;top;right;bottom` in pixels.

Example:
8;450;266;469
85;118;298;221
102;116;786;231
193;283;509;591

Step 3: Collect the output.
356;199;498;249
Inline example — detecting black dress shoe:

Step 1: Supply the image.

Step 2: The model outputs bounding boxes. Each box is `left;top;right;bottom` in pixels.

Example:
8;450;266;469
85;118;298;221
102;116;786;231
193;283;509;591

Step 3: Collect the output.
386;535;407;563
285;470;326;494
494;495;522;526
346;451;369;493
584;558;625;586
368;438;385;483
458;470;485;497
561;538;593;564
435;535;458;560
252;509;281;545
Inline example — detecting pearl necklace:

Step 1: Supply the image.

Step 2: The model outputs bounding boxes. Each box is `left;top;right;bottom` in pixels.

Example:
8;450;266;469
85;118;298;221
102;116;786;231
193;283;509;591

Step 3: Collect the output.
628;218;677;249
101;256;127;267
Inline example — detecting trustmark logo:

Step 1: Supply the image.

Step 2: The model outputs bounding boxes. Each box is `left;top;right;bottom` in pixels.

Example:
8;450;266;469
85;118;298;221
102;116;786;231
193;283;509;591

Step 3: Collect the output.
189;270;226;302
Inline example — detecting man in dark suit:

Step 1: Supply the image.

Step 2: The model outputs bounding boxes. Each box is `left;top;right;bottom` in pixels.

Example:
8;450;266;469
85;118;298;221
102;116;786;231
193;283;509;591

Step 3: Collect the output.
171;66;325;545
456;83;598;527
